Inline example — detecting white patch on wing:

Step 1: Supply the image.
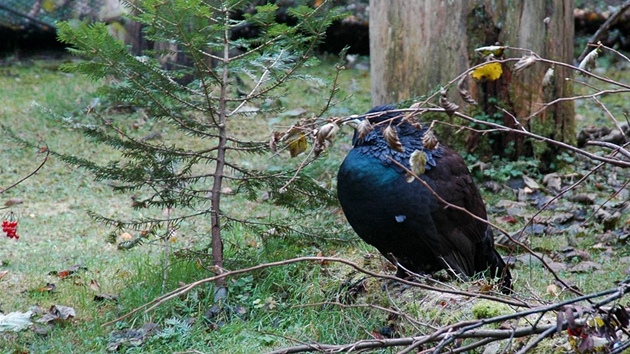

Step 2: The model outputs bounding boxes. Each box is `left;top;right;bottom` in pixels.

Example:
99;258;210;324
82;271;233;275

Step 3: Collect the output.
395;215;406;223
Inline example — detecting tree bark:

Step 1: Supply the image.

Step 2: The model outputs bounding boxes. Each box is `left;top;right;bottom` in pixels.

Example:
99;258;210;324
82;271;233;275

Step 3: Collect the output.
369;0;575;161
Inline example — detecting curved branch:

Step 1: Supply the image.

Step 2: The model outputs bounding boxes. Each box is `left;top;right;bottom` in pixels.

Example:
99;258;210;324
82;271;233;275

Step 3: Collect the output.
1;145;49;195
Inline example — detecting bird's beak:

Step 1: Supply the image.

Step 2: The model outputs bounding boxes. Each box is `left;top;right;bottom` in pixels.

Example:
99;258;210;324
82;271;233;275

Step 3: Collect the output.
342;117;364;146
342;117;362;130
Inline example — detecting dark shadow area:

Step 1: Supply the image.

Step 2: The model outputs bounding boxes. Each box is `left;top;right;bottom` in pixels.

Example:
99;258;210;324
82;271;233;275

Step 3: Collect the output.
0;26;66;58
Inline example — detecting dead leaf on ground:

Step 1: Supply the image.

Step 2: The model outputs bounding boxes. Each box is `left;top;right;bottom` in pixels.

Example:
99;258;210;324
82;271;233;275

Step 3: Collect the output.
560;247;591;261
522;175;540;190
48;265;87;279
32;283;56;293
543;173;562;191
547;284;560;297
535;212;574;225
89;279;100;292
36;305;76;324
107;323;160;351
4;198;24;207
499;215;519;224
569;261;602;273
547;262;567;272
0;270;8;280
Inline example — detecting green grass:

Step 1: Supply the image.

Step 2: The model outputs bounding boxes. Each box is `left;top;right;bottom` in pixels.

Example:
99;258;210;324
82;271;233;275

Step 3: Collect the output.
1;53;629;353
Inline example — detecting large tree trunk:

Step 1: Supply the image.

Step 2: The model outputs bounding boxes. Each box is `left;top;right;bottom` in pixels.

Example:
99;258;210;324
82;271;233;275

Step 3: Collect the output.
369;0;575;162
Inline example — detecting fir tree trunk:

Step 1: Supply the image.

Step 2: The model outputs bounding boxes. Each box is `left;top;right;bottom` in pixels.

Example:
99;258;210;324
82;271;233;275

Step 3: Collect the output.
208;21;232;289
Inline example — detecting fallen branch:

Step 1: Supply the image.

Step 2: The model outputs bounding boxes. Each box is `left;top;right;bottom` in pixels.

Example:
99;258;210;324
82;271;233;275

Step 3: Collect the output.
265;325;553;354
267;280;630;353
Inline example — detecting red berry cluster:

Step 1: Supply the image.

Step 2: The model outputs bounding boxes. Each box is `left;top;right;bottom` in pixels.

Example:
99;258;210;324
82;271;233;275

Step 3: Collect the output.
2;213;19;239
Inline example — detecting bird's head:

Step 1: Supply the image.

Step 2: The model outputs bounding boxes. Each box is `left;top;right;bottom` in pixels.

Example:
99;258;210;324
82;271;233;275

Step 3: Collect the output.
343;105;404;146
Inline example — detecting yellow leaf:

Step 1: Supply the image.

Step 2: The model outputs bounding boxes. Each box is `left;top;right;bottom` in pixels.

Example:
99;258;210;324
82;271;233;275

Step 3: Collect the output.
287;133;308;157
471;62;503;81
407;150;427;182
42;0;56;12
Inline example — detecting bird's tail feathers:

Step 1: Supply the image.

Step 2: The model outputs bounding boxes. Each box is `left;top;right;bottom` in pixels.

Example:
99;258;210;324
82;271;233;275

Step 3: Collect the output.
478;227;513;294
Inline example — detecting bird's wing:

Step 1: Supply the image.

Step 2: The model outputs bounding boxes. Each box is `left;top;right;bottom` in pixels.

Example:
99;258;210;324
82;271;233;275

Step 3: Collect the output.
424;146;488;242
419;146;490;275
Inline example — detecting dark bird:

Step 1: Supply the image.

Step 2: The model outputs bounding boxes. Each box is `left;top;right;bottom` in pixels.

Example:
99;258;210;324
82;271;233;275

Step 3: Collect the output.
337;105;512;292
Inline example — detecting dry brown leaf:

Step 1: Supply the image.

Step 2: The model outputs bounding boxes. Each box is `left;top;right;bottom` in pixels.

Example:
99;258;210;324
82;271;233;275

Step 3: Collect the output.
522;175;540;189
383;125;403;152
0;270;8;280
422;129;439;150
578;46;601;74
36;305;75;324
90;279;101;292
269;131;282;152
457;76;477;105
513;54;538;74
4;198;24;207
314;121;340;157
406;101;420;114
35;283;56;293
49;265;87;279
356;119;373;142
439;88;458;116
316;122;339;145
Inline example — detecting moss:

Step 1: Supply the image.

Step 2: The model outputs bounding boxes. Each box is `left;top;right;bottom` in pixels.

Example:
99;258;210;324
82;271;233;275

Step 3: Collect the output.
471;300;512;319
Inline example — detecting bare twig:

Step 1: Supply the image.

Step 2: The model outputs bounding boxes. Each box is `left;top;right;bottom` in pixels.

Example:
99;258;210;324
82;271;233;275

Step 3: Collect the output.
0;145;49;195
587;141;630;160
